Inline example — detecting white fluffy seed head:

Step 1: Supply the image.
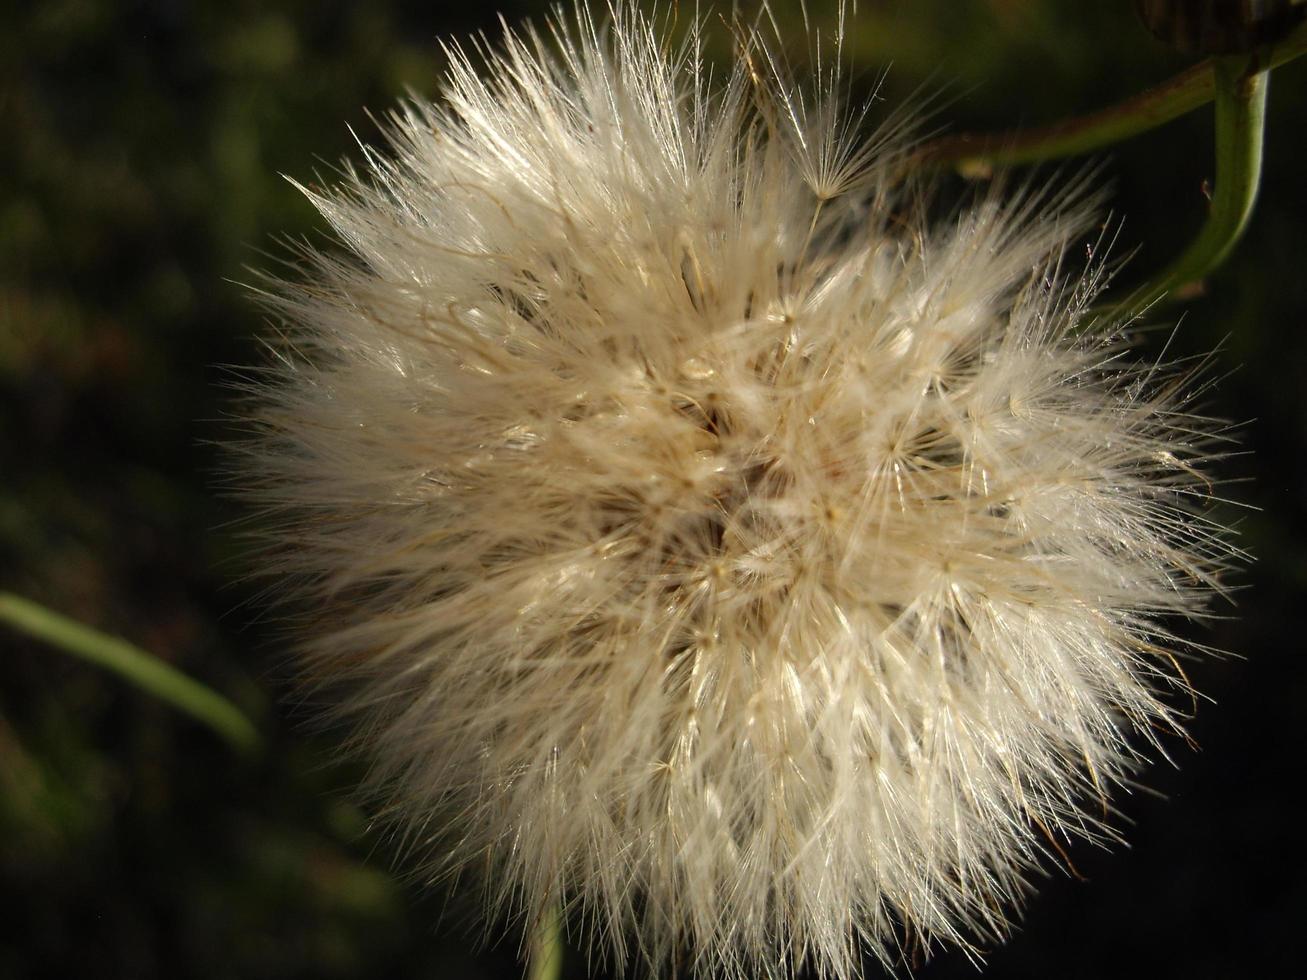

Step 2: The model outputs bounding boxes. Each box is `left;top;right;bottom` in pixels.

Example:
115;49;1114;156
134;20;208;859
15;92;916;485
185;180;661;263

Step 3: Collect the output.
233;4;1235;977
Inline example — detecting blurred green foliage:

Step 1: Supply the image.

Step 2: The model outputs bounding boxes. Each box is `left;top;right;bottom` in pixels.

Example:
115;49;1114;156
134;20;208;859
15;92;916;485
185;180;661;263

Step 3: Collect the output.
2;2;1304;978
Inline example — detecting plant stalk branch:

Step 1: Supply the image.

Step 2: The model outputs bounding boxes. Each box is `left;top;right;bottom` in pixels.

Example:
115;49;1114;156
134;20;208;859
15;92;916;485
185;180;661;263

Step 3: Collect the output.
0;591;261;754
527;904;564;980
913;19;1302;174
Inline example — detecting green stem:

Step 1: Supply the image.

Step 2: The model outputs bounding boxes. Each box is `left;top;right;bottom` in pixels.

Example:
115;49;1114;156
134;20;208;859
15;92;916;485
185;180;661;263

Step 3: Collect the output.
527;904;564;980
1108;54;1269;317
0;591;261;754
913;19;1303;173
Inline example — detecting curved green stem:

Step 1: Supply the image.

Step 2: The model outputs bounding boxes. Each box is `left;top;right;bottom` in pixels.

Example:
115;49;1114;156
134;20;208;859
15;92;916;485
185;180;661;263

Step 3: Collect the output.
527;904;564;980
0;591;261;755
1108;54;1269;317
1124;52;1265;310
912;19;1303;174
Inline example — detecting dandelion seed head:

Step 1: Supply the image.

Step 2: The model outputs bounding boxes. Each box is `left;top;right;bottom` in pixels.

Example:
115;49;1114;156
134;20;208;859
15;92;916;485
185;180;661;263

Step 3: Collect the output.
235;4;1234;977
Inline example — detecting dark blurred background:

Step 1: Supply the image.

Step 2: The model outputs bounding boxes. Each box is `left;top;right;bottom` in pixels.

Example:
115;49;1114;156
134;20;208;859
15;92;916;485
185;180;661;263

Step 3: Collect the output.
1;1;1303;978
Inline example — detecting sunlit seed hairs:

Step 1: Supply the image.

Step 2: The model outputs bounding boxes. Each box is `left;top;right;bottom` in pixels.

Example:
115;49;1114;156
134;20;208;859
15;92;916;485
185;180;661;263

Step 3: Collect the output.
233;3;1236;977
